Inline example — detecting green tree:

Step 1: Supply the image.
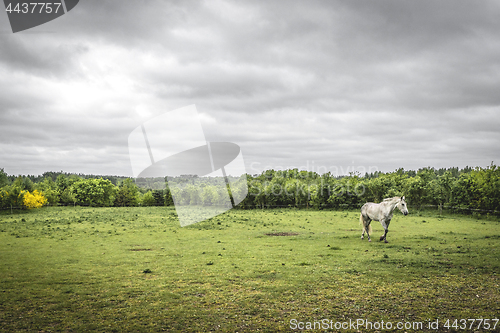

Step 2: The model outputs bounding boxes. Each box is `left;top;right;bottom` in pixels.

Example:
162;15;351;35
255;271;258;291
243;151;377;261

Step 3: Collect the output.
426;171;455;211
0;168;9;187
72;178;116;207
403;176;426;208
364;175;391;202
0;187;8;209
13;176;34;192
228;176;249;207
56;174;80;205
249;180;265;208
141;191;156;206
35;178;59;206
327;176;363;209
362;171;406;203
450;173;474;210
60;187;77;206
308;177;334;209
453;164;500;212
291;179;309;208
114;178;140;207
152;190;165;206
56;174;70;198
200;185;219;206
479;163;500;211
186;184;200;205
1;185;25;213
164;186;174;206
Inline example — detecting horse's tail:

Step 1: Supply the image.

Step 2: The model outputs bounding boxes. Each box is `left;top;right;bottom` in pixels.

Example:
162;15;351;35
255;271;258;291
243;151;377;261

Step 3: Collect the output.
360;213;372;234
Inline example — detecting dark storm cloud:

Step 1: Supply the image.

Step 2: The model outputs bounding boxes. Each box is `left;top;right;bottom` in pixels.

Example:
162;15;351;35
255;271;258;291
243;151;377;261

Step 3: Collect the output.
128;0;500;114
0;0;499;176
0;36;88;77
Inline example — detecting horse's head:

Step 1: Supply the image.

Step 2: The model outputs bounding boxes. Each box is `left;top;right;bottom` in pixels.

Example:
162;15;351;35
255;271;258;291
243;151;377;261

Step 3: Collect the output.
397;196;409;216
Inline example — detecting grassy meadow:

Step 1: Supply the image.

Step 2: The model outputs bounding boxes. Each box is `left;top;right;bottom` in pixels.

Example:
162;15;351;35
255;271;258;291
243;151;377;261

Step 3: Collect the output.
0;206;499;332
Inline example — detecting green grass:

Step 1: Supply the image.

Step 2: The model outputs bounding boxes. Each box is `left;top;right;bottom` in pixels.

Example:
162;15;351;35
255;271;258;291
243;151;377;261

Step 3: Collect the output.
1;206;499;332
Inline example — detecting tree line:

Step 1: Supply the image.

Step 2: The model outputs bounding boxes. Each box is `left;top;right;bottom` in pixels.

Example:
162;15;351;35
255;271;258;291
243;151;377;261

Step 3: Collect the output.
1;163;499;215
240;164;499;215
0;171;167;212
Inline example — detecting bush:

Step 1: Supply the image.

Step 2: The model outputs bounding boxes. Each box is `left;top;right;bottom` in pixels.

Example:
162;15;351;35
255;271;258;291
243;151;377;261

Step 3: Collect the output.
23;190;47;209
141;191;156;207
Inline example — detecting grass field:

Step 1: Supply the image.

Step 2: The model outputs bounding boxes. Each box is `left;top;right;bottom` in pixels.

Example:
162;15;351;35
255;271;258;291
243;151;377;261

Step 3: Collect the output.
1;206;499;332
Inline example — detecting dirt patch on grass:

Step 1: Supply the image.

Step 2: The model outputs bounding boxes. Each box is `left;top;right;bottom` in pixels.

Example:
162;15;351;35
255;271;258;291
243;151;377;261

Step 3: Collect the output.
265;232;299;236
129;248;152;251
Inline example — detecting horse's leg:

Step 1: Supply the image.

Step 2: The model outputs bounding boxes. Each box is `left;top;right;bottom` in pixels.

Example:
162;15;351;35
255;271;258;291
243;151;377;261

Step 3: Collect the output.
360;215;371;241
364;218;372;242
360;214;365;240
384;220;391;243
380;220;390;243
380;220;389;243
367;222;372;242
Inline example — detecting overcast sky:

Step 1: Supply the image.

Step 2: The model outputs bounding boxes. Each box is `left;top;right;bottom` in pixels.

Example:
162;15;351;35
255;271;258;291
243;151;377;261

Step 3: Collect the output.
1;0;499;177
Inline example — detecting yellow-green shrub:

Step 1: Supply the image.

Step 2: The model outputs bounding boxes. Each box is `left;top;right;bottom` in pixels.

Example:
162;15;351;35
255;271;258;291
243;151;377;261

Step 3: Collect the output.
23;190;47;209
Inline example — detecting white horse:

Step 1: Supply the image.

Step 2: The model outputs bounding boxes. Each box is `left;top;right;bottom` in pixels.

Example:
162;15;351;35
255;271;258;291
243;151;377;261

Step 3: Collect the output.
360;196;409;243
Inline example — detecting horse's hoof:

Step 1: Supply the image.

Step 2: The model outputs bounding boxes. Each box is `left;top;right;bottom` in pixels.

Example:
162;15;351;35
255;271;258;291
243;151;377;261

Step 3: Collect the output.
384;240;389;243
368;239;371;242
380;236;385;241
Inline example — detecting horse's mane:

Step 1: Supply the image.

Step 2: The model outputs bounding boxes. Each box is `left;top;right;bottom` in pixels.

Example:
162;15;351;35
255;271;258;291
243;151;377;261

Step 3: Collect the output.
382;196;400;202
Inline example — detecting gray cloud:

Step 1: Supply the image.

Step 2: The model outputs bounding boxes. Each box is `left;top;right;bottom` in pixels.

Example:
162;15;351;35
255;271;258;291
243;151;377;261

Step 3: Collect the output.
0;36;88;78
0;0;499;176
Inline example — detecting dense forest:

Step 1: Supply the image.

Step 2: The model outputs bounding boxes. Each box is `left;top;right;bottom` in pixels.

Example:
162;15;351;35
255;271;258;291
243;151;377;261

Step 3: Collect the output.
0;163;499;215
